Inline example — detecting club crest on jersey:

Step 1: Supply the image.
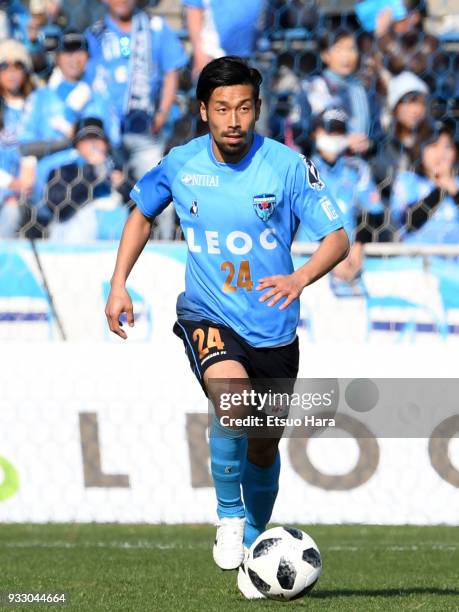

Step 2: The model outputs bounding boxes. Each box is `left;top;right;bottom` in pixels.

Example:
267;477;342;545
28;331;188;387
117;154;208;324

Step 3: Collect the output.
300;155;325;191
253;194;276;222
190;200;199;217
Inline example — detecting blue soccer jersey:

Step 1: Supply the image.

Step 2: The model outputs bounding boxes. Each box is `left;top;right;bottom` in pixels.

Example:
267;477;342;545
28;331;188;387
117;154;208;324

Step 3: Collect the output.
131;134;343;347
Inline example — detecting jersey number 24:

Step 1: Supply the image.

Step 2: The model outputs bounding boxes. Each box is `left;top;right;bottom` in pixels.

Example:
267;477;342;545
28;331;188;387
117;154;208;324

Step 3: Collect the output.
221;260;253;293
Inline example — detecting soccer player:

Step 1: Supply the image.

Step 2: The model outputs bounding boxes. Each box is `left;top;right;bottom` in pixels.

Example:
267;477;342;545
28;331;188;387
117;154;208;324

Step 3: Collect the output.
105;56;349;599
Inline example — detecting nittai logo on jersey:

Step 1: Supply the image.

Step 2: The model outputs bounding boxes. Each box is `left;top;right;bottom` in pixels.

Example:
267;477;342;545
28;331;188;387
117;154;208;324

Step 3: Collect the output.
181;174;219;187
300;155;325;191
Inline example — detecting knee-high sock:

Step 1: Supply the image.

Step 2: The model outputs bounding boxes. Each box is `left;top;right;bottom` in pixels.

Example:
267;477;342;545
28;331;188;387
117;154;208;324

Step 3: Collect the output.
209;416;248;519
242;451;280;548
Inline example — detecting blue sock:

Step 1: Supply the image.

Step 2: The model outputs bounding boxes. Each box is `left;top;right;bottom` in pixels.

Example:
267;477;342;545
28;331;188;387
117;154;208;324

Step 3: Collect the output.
242;451;281;548
209;416;248;519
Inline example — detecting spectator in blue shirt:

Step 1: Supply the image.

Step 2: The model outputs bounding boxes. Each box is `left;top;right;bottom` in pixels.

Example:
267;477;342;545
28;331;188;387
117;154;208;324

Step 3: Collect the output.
0;39;34;238
297;107;384;285
86;0;187;174
182;0;267;79
391;122;459;244
19;30;117;158
86;0;187;239
292;28;381;155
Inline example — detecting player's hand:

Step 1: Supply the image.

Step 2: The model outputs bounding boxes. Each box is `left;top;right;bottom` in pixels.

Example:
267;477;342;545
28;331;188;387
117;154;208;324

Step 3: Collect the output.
257;273;304;310
105;286;134;340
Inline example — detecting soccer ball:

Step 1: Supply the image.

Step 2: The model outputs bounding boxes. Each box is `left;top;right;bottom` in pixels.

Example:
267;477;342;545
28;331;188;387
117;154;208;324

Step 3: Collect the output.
244;526;322;601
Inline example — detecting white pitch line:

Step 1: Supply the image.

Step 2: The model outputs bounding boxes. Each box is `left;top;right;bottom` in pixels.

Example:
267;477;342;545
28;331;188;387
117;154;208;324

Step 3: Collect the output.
2;541;203;550
327;545;459;552
2;542;458;551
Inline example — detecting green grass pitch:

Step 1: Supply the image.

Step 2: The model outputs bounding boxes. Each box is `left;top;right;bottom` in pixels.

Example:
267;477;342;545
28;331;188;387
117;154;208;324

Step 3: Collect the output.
1;524;458;611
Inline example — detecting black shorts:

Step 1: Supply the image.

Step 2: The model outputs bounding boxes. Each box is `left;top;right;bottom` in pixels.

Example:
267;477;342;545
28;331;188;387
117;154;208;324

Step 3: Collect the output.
173;318;299;395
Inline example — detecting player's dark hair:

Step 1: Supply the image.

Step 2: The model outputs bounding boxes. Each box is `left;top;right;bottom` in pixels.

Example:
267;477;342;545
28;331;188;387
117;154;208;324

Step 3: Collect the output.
196;56;262;105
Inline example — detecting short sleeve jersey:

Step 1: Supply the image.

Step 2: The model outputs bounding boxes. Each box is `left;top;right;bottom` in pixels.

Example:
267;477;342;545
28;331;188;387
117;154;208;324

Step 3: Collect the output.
296;154;383;242
131;134;344;347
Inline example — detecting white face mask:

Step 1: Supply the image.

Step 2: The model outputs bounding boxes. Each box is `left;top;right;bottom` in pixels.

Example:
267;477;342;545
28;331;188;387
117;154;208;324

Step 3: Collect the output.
316;134;349;157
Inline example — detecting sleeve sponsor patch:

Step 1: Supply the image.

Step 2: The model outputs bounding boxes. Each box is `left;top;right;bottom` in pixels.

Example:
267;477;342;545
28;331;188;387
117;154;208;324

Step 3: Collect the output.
319;196;339;221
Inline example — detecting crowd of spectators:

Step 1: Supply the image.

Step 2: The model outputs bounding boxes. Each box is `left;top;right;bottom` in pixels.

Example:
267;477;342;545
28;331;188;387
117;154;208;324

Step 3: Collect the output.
0;0;458;265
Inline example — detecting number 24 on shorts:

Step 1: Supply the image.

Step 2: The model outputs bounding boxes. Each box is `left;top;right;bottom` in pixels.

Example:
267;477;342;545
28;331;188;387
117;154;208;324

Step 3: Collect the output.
221;260;253;292
192;327;225;359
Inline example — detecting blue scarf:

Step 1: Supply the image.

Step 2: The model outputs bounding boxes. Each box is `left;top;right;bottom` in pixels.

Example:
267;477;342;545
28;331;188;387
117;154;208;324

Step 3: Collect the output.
124;11;154;132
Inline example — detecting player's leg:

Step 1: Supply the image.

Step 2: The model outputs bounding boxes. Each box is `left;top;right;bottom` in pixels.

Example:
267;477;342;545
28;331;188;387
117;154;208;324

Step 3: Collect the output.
205;360;249;522
242;436;281;549
173;318;289;573
238;436;281;599
204;359;250;570
238;338;299;597
241;338;300;549
173;318;253;569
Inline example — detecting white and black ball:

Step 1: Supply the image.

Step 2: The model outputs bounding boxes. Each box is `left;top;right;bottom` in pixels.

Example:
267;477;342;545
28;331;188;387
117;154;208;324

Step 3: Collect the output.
244;526;322;601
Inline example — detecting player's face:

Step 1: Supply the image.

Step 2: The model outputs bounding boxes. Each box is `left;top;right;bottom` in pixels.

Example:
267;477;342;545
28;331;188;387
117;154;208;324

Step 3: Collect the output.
200;84;261;163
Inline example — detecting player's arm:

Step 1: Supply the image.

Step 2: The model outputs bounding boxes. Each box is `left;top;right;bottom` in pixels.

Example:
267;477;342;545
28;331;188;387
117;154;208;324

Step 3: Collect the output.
258;228;349;310
105;154;173;338
105;208;153;339
258;156;349;309
295;228;349;286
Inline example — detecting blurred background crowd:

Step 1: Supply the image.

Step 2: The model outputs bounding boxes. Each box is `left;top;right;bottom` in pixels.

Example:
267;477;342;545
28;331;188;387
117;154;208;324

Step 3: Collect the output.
0;0;458;271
